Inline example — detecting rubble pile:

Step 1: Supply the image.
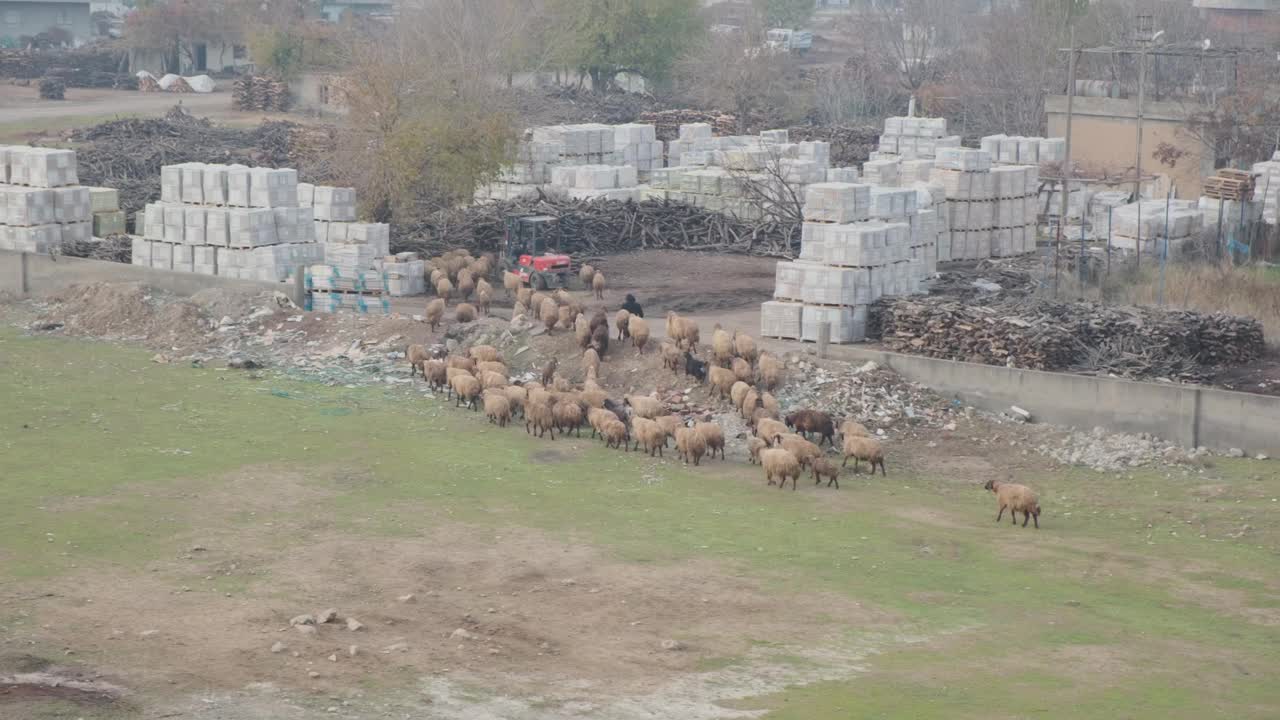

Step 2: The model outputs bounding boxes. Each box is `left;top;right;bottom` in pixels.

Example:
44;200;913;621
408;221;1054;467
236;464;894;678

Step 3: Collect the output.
872;295;1266;382
1036;426;1208;473
774;357;960;434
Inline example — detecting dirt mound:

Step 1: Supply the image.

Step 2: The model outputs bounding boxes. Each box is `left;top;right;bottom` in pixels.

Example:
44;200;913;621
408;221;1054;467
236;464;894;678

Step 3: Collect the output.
41;283;211;350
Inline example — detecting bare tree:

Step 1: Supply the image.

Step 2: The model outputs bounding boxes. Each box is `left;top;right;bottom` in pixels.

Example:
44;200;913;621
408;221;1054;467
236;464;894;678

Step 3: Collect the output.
674;25;801;132
862;0;958;94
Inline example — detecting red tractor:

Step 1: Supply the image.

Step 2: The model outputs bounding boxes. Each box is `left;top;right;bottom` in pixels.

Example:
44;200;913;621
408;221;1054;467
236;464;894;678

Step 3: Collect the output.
502;214;573;290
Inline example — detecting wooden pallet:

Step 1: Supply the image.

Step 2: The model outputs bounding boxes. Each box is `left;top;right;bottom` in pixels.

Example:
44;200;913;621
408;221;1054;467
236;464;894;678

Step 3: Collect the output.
1202;171;1254;201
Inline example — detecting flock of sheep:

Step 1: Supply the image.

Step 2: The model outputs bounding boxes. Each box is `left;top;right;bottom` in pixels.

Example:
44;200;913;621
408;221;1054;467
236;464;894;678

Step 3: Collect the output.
405;249;1042;527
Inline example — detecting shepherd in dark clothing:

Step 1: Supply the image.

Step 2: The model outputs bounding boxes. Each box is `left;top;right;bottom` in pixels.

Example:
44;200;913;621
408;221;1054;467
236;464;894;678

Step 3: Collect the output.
622;294;644;318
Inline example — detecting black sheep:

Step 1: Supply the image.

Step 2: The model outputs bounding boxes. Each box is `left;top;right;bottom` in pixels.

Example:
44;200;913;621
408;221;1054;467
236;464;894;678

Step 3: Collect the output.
621;294;644;318
684;351;708;381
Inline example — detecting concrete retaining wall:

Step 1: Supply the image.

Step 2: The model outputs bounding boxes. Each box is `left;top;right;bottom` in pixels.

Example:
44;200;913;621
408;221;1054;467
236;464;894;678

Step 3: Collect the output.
826;344;1280;456
0;250;295;301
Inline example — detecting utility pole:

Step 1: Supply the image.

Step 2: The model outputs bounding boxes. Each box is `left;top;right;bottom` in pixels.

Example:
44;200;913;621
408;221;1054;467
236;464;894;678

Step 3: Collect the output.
1055;25;1077;298
1133;15;1152;273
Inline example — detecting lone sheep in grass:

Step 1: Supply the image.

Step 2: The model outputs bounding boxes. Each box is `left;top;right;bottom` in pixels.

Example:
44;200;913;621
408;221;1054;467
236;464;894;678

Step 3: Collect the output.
425;298;445;331
455;303;477;323
761;448;802;490
484;390;511;427
841;435;886;475
630;316;650;355
984;479;1041;528
592;271;606;300
675;426;707;466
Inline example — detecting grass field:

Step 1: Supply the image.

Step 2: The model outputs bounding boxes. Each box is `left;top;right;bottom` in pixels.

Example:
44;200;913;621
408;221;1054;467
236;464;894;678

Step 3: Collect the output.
2;327;1278;719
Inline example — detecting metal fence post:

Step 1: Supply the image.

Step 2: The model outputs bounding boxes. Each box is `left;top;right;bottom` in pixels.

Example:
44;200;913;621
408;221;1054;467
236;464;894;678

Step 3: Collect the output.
293;265;306;308
817;322;830;359
20;251;30;296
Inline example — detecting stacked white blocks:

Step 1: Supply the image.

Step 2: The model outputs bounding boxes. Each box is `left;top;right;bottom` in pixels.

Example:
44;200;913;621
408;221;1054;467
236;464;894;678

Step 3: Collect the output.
1110;199;1205;253
0;146;92;253
980;135;1067;166
764;182;919;344
987;165;1039;257
877;116;961;160
927;149;1035;261
1251;153;1280;224
549;164;641;202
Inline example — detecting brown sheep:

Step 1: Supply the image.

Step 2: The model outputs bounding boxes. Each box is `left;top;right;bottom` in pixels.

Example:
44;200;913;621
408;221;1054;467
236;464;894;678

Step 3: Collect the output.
444;366;469;394
480;370;507;390
629;316;650;355
579;264;595;287
694;421;725;460
756;353;783;391
592;271;606;300
624;394;662;419
503;271;521;297
540;298;559;333
530;292;551;314
476;360;508;376
552;375;573;393
740;389;760;419
842;436;886;475
711;325;734;367
541;358;558;387
451;373;481;410
454;303;477;323
527;386;553;409
600;417;629;450
469;344;500;363
587;407;613;439
425;359;447;391
810;456;840;488
525;401;556;439
679;318;700;352
556;304;574;330
660;341;682;372
631;417;666;456
430;268;445;287
505;384;527;418
456;271;475;301
406;344;430;379
590;324;609;356
575;313;592;349
707;366;736;400
756;417;788;442
841;419;870;439
731;357;753;384
435;277;453;304
516;287;532;308
583;347;600;376
675;427;707;466
446;355;476;373
747;436;769;465
732;330;757;365
552;400;583;437
483;390;511;427
761;448;802;490
615;309;631;340
785;410;835;447
749;406;779;433
477;285;493;316
589;309;608;334
580;387;607;409
760;391;780;417
730;381;751;410
425;298;446;331
655;414;683;446
773;433;822;468
985;479;1041;528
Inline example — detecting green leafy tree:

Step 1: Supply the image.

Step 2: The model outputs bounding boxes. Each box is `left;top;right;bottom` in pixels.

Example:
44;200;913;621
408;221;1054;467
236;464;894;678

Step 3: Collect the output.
754;0;813;29
548;0;704;92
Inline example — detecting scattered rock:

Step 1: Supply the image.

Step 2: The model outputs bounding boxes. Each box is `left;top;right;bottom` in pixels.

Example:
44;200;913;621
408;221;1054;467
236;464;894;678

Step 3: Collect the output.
151;353;171;364
1227;448;1245;458
660;639;686;651
270;641;287;654
1256;454;1269;461
346;618;364;632
317;608;339;624
450;628;475;640
328;653;337;662
29;321;63;332
227;356;263;370
348;645;358;657
1009;405;1032;422
295;625;317;636
383;642;409;653
308;671;320;679
290;614;316;627
139;629;158;637
397;594;416;603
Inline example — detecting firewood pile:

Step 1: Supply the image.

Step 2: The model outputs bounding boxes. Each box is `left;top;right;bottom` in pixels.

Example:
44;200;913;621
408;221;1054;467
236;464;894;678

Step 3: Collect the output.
785;124;880;167
637;109;738;141
167;76;193;93
393;197;799;259
138;74;161;92
38;77;65;100
0;48;129;87
871;296;1265;383
232;76;292;111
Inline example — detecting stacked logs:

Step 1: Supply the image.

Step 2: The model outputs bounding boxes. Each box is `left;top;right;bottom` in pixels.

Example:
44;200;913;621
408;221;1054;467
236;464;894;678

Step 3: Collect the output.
872;296;1265;382
38;77;65;100
232;76;291;111
637;109;738;141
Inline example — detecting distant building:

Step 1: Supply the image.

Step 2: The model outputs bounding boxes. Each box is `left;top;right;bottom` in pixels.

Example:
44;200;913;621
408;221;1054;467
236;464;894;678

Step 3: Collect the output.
0;0;91;47
1193;0;1280;42
320;1;395;23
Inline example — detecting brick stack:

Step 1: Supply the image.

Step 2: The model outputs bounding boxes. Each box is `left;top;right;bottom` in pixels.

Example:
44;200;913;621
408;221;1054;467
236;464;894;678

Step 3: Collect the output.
0;145;93;253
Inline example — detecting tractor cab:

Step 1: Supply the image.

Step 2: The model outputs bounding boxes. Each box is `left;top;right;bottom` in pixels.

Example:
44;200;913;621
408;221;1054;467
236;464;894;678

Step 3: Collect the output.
502;214;572;290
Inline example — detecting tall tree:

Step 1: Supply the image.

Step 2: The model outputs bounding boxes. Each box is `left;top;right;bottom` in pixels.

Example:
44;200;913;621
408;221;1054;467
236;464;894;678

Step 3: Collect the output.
124;0;238;73
754;0;813;29
548;0;704;92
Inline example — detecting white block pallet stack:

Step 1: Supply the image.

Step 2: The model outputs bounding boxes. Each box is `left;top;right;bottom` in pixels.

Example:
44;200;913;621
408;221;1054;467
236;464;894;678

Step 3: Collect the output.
1250;152;1280;225
549;164;640;202
1109;199;1205;254
0;145;93;253
987;164;1040;257
980;135;1067;166
930;148;994;261
763;182;917;344
137;162;321;280
877;116;961;160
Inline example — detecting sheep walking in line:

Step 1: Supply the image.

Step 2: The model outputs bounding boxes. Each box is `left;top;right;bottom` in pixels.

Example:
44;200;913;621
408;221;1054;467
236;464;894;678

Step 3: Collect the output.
984;479;1041;528
630;316;650;355
810;457;840;489
761;448;801;490
425;298;445;331
406;344;430;379
592;271;607;300
842;435;886;475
